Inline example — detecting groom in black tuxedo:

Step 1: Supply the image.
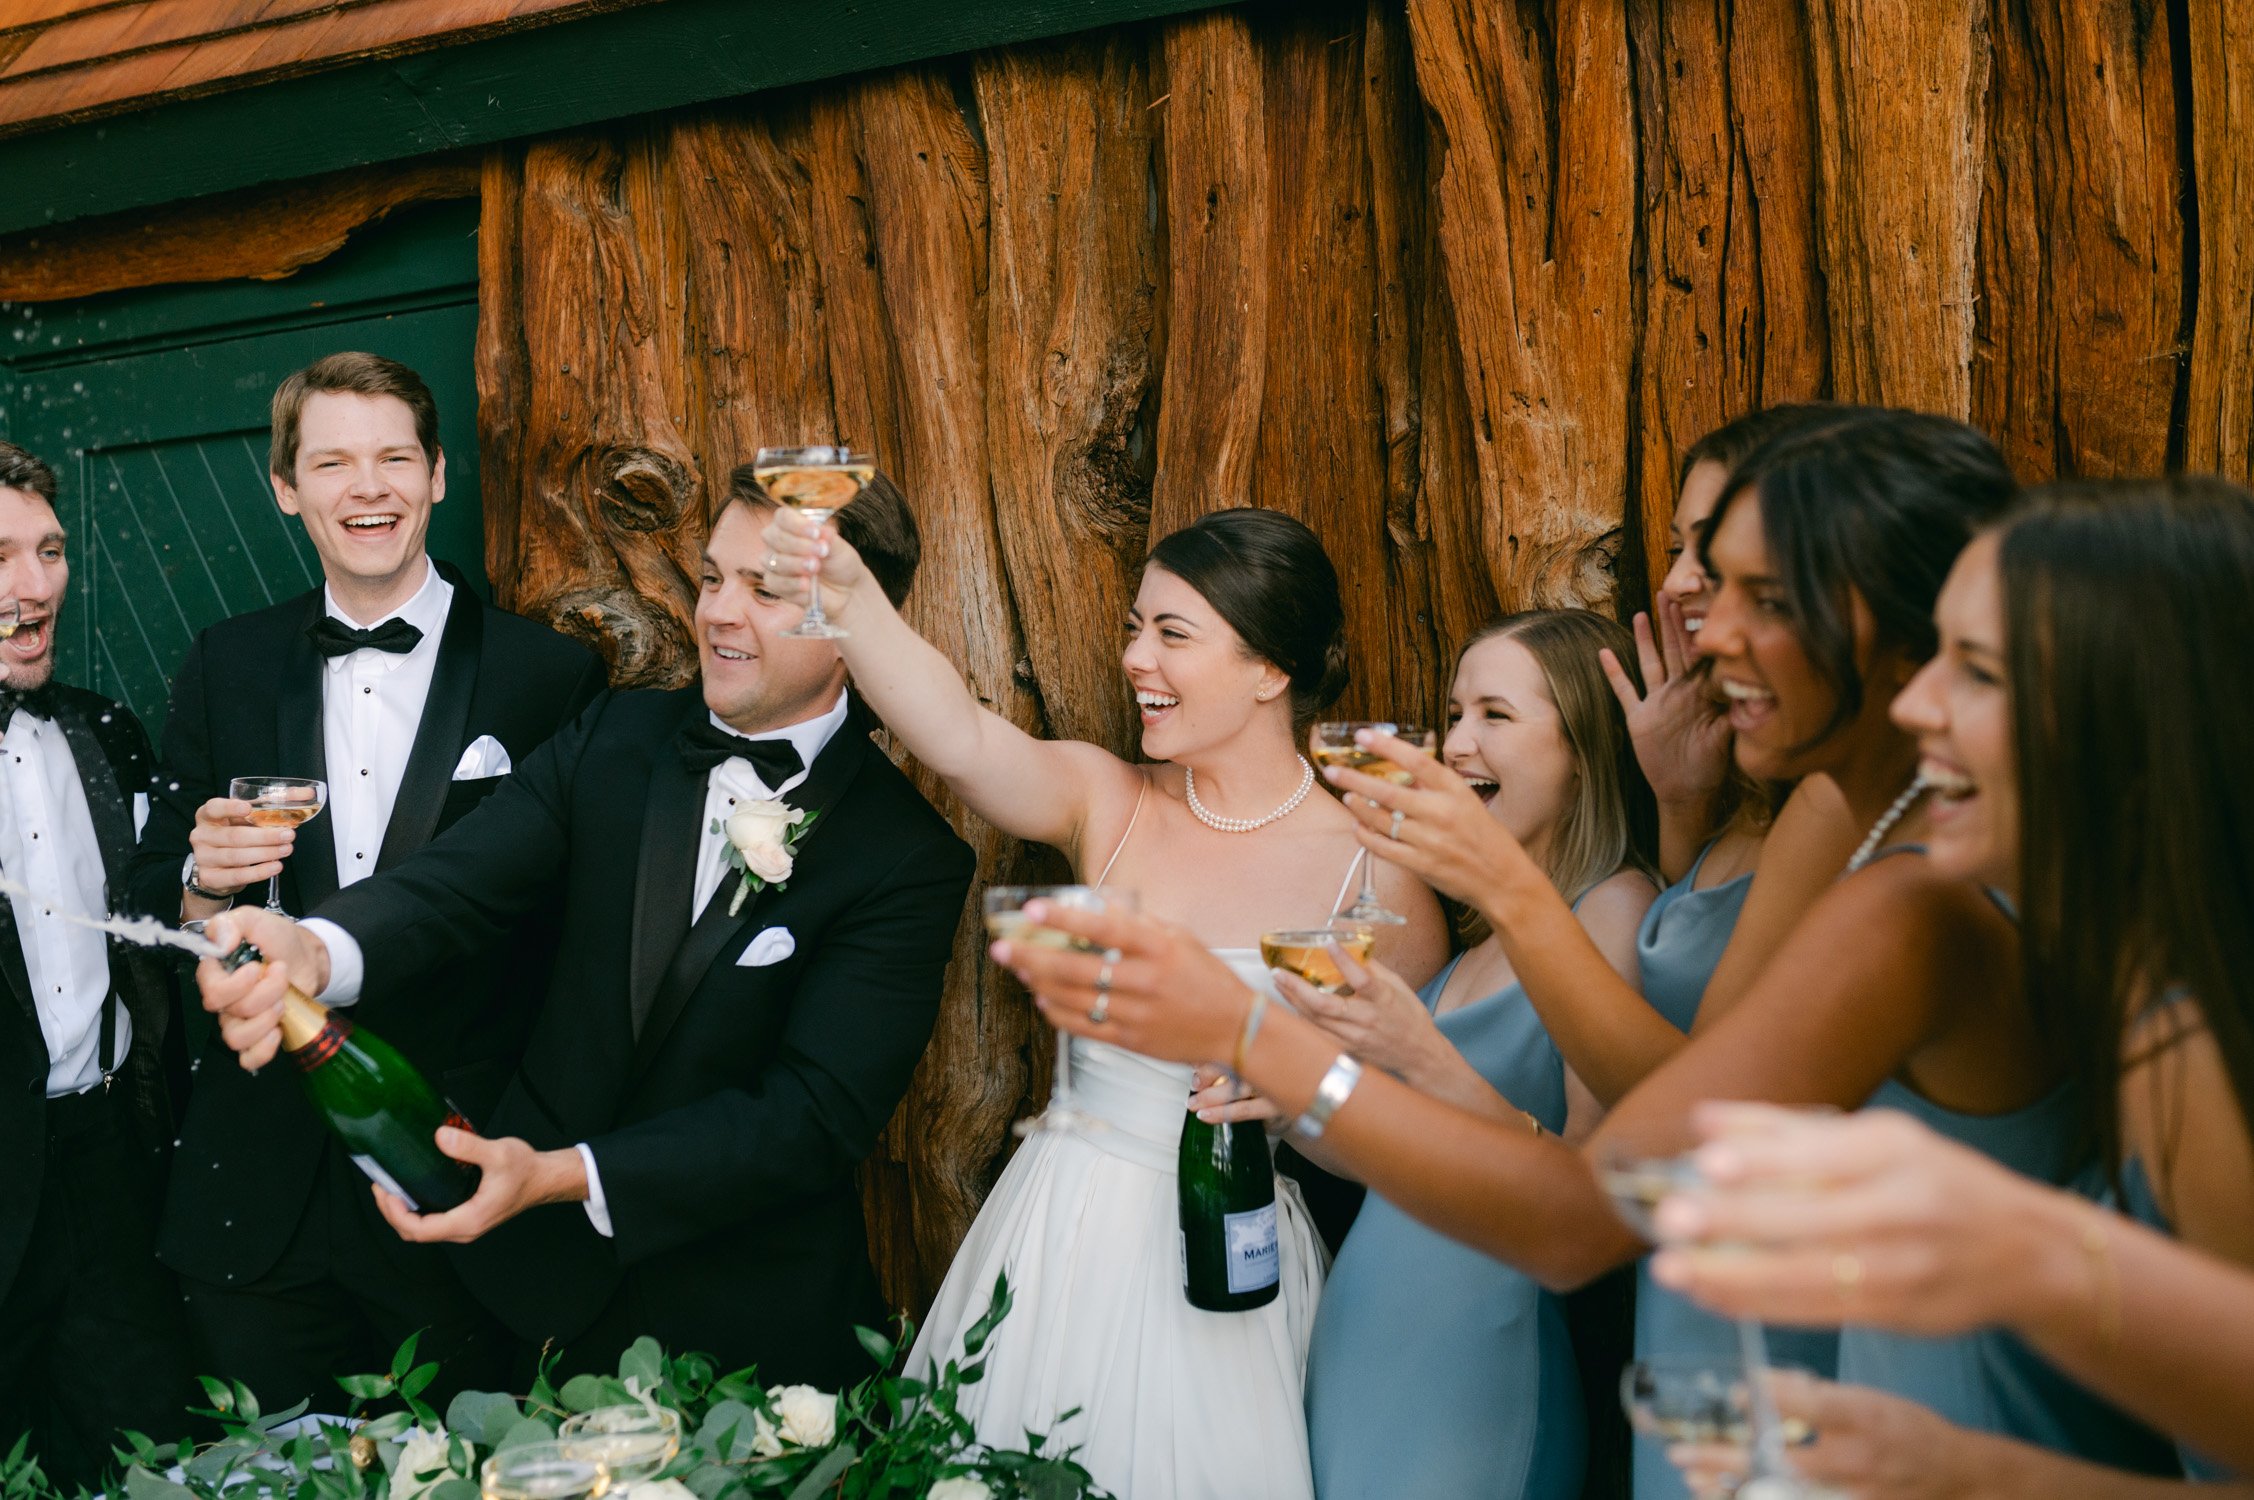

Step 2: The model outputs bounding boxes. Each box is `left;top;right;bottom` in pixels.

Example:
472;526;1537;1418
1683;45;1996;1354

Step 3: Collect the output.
0;441;192;1486
126;353;605;1410
199;465;973;1386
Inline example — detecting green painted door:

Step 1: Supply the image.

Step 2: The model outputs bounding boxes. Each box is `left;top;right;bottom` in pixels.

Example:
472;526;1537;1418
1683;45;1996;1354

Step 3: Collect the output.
0;199;486;735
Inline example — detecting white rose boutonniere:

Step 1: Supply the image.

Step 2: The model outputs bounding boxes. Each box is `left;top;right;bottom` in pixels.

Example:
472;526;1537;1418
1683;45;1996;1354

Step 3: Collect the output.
767;1383;838;1448
714;799;821;915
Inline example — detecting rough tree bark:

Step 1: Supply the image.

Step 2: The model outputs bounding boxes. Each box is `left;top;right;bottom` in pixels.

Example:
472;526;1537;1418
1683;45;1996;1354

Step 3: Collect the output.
1407;0;1637;616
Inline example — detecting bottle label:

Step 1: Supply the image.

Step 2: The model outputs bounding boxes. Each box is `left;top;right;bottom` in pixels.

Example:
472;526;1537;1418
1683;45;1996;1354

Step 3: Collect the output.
351;1154;422;1213
1223;1202;1280;1294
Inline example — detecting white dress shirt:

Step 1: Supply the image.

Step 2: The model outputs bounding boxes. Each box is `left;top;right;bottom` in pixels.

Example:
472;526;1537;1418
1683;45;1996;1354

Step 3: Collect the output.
322;563;453;890
309;689;852;1240
0;710;121;1095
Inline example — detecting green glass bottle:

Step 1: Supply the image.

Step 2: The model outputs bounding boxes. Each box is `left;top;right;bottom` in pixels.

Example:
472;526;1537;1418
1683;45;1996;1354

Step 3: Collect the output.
1177;1108;1281;1311
223;940;479;1213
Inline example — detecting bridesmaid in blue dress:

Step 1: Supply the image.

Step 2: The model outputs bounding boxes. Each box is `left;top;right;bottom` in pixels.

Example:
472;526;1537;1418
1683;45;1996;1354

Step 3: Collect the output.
1288;611;1660;1499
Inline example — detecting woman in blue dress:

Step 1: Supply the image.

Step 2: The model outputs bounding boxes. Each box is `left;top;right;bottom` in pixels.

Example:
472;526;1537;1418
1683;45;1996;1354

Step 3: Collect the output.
1280;609;1659;1499
1649;476;2254;1492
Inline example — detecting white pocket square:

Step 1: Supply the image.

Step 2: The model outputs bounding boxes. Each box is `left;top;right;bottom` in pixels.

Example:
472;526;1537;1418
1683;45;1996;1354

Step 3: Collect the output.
738;927;796;967
132;792;150;838
451;735;513;780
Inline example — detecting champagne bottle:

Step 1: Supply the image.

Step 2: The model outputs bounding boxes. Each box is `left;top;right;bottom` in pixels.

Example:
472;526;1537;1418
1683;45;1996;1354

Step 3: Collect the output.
1177;1107;1281;1311
221;940;479;1213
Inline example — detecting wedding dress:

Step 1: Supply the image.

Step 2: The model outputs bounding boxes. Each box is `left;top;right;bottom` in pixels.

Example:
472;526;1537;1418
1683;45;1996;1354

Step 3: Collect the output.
907;790;1342;1500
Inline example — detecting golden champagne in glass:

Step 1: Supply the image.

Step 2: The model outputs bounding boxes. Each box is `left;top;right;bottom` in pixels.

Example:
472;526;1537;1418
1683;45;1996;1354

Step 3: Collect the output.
1258;927;1376;992
1310;721;1437;925
752;445;875;640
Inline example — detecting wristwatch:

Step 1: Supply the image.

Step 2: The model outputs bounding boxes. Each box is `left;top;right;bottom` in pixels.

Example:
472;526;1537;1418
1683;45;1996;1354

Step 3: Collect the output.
183;855;237;904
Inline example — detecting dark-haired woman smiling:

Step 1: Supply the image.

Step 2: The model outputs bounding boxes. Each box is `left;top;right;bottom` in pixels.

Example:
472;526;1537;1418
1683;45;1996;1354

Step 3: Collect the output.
761;502;1444;1500
1653;478;2254;1491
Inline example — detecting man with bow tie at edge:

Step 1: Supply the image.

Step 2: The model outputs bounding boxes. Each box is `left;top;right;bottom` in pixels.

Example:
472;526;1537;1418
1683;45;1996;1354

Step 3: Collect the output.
0;441;193;1487
194;459;974;1388
126;353;607;1414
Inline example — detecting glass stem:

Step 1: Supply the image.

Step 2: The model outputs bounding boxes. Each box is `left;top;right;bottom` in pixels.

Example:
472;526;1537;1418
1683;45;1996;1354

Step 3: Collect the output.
1736;1317;1791;1479
265;873;283;913
1050;1027;1074;1113
1356;846;1381;911
800;509;832;629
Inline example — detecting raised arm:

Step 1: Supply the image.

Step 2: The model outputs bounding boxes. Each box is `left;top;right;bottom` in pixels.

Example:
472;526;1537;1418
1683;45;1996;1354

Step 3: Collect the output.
762;505;1131;856
1653;1102;2254;1475
1001;854;2003;1292
1690;774;1859;1029
1322;736;1687;1106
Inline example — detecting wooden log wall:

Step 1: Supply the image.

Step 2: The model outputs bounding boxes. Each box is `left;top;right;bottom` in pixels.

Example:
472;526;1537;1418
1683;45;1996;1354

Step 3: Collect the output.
476;0;2227;1313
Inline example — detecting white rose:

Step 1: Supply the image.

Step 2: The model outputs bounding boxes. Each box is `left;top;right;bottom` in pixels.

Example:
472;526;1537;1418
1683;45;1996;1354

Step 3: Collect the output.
748;1407;784;1458
391;1426;458;1500
766;1384;836;1448
927;1478;993;1500
726;801;804;885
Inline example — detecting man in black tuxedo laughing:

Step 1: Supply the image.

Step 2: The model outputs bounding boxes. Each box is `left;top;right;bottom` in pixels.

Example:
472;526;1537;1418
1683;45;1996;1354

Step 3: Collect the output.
128;352;606;1413
198;465;973;1386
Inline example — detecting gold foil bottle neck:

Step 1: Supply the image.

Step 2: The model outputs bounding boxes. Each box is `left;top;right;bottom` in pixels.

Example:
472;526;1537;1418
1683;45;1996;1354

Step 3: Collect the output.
276;989;330;1052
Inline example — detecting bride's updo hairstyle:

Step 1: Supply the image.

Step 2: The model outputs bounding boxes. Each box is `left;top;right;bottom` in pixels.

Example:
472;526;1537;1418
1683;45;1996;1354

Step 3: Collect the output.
1144;508;1351;723
1698;407;2016;748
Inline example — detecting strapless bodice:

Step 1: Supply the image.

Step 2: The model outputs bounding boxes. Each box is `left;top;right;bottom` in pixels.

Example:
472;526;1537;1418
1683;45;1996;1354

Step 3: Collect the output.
1068;949;1275;1172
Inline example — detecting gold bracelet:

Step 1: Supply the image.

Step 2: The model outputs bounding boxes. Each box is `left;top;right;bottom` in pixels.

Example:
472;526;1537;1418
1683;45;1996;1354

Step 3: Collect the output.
1233;988;1271;1079
2078;1216;2122;1355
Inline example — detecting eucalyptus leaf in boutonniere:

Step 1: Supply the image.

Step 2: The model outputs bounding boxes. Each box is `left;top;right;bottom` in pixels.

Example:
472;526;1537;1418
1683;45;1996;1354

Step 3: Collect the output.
714;799;821;915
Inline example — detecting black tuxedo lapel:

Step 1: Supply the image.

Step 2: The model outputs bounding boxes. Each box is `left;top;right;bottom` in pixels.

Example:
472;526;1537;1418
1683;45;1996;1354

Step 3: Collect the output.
276;592;338;911
626;695;709;1041
627;701;872;1081
375;575;482;871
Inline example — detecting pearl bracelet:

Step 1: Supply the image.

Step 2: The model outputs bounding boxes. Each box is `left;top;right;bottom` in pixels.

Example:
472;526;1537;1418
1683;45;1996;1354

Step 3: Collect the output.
1292;1053;1363;1141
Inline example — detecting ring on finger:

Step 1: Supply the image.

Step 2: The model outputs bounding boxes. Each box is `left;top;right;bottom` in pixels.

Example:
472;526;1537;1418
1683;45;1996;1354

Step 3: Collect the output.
764;552;781;572
1389;809;1406;840
1087;993;1111;1025
1832;1250;1865;1297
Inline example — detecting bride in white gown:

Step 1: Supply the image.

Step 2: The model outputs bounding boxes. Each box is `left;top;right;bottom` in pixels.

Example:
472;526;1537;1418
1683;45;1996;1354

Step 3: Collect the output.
760;503;1446;1498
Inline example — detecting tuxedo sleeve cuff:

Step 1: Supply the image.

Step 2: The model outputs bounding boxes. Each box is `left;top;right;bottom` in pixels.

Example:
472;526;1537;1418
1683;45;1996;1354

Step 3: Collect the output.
298;918;364;1006
577;1144;615;1238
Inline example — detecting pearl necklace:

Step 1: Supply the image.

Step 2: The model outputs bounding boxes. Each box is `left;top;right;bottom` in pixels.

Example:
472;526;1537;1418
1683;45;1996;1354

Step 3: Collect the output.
1845;775;1930;874
1184;757;1316;834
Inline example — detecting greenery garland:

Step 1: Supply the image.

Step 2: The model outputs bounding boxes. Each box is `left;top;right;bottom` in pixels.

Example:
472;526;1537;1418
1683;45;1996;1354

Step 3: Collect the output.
1;1277;1107;1500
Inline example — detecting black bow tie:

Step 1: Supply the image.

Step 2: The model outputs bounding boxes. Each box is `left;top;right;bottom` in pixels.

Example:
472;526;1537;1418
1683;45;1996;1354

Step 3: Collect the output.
0;682;56;722
306;616;425;658
676;720;805;784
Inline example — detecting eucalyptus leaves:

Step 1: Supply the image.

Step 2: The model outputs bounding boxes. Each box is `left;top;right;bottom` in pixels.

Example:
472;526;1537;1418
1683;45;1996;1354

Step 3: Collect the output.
0;1277;1104;1500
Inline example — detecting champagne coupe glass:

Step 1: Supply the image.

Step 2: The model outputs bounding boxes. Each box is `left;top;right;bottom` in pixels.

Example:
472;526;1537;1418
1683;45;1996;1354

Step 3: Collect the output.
987;884;1139;1138
1310;721;1438;926
558;1406;683;1485
0;599;19;690
1621;1357;1835;1500
1601;1149;1812;1497
481;1443;610;1500
1258;926;1376;994
229;775;329;913
752;445;876;640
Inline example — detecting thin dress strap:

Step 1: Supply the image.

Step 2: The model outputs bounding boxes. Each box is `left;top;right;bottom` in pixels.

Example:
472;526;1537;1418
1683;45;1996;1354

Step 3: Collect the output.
1093;778;1149;888
1328;844;1365;918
